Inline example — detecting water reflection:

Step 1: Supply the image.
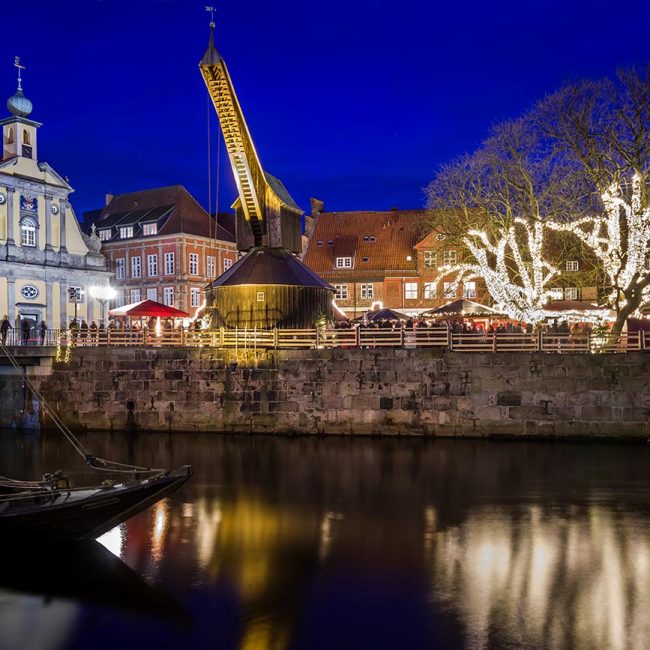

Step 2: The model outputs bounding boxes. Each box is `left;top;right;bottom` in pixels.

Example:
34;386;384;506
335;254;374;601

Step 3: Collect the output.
1;432;649;650
427;505;650;649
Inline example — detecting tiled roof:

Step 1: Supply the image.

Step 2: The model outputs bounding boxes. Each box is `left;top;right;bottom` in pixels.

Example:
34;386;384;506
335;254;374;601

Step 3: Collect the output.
303;209;430;276
209;247;333;289
94;185;235;243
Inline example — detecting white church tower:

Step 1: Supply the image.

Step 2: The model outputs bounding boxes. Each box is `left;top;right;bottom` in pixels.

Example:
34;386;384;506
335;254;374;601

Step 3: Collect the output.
0;57;111;331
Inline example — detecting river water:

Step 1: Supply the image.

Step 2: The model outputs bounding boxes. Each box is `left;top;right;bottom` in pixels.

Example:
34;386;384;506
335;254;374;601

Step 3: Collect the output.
0;432;649;650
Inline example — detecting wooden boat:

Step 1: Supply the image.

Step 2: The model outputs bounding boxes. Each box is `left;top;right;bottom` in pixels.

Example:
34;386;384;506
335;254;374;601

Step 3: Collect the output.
0;340;192;540
0;465;192;540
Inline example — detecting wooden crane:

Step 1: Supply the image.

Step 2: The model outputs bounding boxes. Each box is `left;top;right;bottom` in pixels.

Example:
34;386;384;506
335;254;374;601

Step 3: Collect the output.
199;22;303;253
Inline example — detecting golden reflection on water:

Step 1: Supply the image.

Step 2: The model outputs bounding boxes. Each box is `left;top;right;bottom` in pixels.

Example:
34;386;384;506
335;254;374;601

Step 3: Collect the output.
427;505;650;650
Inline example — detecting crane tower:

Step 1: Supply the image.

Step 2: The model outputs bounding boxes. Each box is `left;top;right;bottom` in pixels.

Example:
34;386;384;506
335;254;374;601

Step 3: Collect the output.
200;22;334;329
199;23;303;253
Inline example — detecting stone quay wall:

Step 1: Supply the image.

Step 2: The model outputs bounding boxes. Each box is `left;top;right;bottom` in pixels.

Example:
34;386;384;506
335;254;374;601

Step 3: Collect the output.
18;347;650;439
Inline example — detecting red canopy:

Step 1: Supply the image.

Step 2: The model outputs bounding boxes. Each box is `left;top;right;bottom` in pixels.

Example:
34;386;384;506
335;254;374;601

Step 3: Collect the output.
108;300;189;318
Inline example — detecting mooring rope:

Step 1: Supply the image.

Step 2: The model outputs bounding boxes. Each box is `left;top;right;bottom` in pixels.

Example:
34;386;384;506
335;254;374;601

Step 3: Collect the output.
0;340;164;476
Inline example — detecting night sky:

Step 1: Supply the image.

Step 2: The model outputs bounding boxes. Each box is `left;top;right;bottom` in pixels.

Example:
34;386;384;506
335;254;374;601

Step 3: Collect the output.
3;0;650;218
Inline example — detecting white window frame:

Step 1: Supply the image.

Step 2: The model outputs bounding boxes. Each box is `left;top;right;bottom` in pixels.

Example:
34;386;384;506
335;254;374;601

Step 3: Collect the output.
147;254;158;277
130;288;141;303
207;255;216;278
142;223;158;236
360;283;374;300
463;281;477;299
564;287;579;300
256;291;265;302
115;258;125;279
549;288;563;301
424;251;437;268
164;252;175;275
163;287;174;306
190;287;201;307
565;260;579;272
146;288;157;301
224;258;232;271
442;250;457;266
98;229;111;242
335;284;348;300
443;282;456;298
131;255;141;279
404;282;418;300
119;226;134;239
424;282;436;299
20;217;36;247
335;256;353;268
189;253;199;276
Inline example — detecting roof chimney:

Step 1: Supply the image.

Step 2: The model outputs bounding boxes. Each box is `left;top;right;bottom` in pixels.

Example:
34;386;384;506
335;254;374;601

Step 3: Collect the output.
105;193;114;206
310;198;324;216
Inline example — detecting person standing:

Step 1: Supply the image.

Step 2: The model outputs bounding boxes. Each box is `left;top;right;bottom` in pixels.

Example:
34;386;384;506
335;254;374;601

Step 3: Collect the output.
39;320;47;345
1;315;12;346
21;319;31;346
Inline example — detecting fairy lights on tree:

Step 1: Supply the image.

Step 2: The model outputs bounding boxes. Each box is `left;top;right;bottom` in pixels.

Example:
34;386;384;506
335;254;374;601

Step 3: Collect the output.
438;218;560;323
547;175;650;332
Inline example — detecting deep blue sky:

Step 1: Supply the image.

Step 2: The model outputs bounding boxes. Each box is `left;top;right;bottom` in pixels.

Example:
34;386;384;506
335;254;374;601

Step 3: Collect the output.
3;0;650;218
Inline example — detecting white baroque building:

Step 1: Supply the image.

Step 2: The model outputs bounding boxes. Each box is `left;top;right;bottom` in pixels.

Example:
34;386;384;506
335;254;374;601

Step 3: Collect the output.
0;62;110;331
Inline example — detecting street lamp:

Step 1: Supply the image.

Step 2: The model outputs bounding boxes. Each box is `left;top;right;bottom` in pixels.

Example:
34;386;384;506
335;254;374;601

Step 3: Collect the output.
90;285;117;324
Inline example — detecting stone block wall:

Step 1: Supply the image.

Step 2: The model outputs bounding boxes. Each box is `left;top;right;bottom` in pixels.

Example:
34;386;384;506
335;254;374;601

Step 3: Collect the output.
20;347;650;438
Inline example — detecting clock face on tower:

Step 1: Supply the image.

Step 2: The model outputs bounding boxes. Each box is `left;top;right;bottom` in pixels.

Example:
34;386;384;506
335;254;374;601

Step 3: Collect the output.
22;144;32;159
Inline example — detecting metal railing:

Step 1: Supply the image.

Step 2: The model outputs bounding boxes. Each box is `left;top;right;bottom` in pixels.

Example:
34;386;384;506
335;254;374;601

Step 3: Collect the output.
2;327;648;354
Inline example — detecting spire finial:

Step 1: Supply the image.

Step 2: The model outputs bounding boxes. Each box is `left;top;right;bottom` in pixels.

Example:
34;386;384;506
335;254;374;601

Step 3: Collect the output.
13;56;25;92
7;56;33;117
205;5;216;29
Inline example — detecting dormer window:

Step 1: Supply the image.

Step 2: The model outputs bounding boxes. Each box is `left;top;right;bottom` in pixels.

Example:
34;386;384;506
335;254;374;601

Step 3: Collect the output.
335;256;353;268
119;226;134;239
20;217;36;247
424;251;437;267
98;229;111;242
142;223;158;236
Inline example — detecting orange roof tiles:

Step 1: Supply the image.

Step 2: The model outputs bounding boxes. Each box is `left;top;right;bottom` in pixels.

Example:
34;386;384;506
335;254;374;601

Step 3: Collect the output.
304;209;430;278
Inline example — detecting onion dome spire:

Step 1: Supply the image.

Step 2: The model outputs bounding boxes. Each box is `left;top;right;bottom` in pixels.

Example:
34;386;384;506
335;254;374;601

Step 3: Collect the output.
7;56;33;118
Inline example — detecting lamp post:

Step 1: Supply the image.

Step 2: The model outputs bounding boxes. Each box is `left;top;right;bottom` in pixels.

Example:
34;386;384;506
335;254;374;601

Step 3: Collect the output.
90;285;117;325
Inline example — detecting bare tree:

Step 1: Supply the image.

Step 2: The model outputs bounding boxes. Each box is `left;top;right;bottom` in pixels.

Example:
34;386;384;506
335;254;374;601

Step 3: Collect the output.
425;118;576;321
537;68;650;332
427;67;650;332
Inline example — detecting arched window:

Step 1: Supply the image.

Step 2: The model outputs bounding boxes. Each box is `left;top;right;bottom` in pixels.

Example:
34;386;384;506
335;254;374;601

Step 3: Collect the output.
6;127;14;144
21;218;36;247
22;130;30;145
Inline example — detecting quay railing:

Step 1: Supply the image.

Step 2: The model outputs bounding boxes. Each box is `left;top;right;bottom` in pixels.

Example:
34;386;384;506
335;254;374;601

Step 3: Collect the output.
2;327;649;354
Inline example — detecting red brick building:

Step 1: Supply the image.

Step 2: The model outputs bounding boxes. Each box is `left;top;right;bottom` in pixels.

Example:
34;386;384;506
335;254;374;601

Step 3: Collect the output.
303;204;490;317
91;186;237;318
303;202;604;318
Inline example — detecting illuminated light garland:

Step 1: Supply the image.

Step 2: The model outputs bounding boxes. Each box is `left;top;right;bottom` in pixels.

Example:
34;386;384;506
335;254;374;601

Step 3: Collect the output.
546;175;650;316
55;330;74;364
435;218;560;323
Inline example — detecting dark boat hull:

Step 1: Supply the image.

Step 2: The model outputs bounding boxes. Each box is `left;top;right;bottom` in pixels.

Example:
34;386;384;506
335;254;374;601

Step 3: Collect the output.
0;465;191;540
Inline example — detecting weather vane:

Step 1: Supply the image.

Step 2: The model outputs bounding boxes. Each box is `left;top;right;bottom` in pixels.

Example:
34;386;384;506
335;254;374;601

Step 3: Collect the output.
13;56;25;91
205;5;216;28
